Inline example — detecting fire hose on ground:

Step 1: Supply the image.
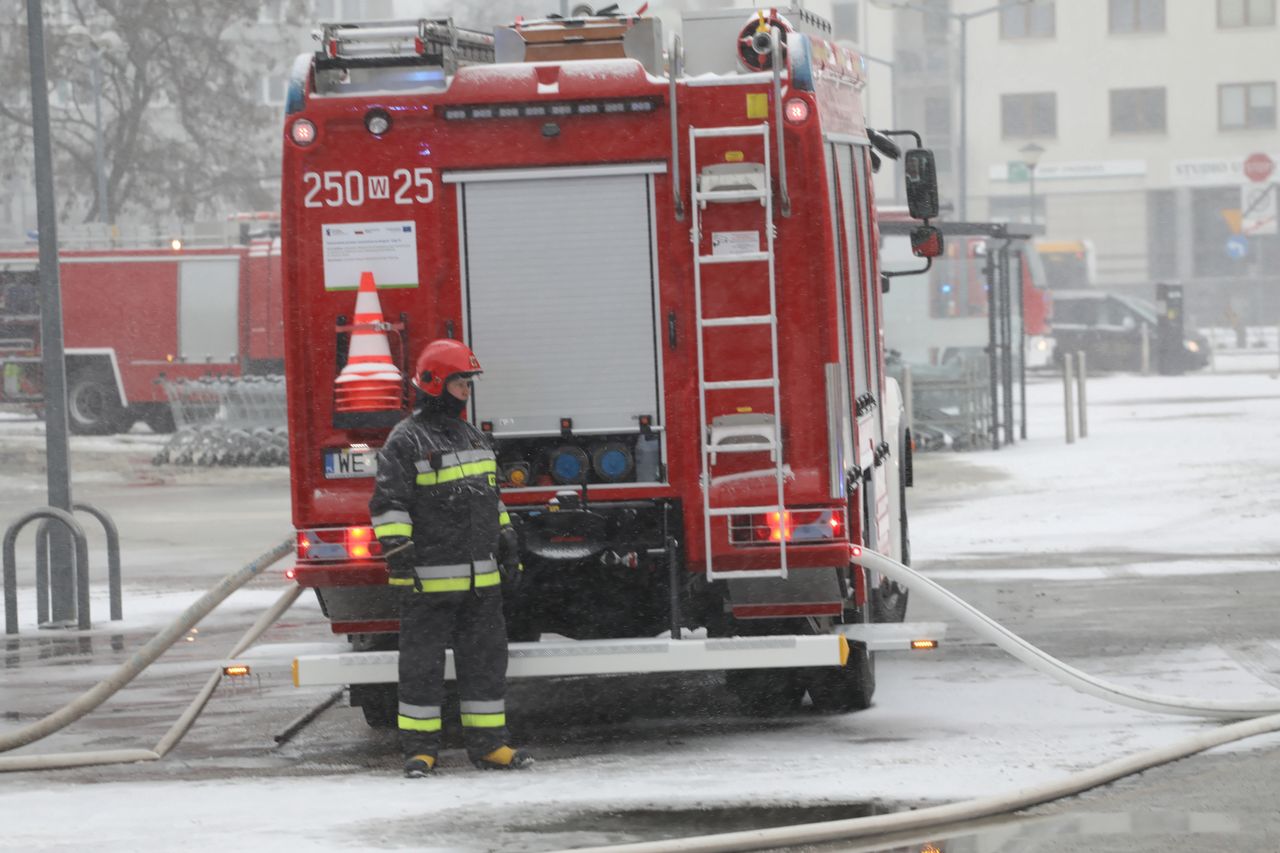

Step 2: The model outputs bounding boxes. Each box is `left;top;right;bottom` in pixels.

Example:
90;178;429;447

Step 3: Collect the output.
3;542;1280;848
563;547;1280;853
0;537;295;772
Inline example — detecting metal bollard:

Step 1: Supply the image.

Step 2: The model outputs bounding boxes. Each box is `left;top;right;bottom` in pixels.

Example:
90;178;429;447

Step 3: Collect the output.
1140;324;1151;375
72;503;122;622
1063;353;1076;445
36;502;122;623
1076;351;1088;439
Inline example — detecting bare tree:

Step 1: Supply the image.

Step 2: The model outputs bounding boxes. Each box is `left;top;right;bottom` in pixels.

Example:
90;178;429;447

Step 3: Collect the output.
0;0;305;223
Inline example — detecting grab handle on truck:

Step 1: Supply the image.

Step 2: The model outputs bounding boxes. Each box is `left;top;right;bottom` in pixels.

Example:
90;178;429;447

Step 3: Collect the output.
770;27;791;218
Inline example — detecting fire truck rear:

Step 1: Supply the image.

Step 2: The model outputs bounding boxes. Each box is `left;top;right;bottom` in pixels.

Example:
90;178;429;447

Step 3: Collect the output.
282;7;943;725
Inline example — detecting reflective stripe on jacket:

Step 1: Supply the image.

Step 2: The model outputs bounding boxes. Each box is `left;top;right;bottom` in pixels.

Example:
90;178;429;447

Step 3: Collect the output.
369;408;512;585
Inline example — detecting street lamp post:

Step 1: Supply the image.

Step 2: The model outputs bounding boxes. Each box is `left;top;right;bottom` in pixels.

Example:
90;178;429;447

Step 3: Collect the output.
872;0;1046;221
1020;141;1045;226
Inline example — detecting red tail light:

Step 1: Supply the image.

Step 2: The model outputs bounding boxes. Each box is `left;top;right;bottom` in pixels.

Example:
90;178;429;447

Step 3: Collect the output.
730;510;844;546
766;511;793;542
296;527;383;562
346;526;376;559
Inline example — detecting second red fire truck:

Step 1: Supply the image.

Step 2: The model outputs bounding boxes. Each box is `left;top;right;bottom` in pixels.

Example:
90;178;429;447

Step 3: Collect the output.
282;6;942;723
0;216;284;434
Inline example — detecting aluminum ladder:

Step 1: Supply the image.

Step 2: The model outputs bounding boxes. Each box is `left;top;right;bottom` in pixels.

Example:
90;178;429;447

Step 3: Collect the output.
689;123;787;582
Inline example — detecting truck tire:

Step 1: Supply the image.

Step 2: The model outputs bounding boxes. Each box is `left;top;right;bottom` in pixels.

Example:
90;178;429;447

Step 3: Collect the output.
805;610;876;712
725;668;805;716
350;683;398;729
718;617;806;716
141;404;176;434
806;640;875;712
67;372;125;435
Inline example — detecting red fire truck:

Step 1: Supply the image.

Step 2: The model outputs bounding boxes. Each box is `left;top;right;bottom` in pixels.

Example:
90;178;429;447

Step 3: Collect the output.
282;7;942;723
882;230;1053;368
0;218;284;434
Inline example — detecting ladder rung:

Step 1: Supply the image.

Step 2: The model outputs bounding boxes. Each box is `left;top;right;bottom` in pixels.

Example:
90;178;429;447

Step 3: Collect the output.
701;315;773;328
705;442;776;453
704;378;775;390
694;189;768;203
708;505;784;517
691;125;768;139
697;252;771;265
707;568;787;580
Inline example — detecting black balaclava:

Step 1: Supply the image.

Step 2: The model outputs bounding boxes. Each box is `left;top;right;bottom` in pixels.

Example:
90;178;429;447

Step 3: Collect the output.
417;380;468;418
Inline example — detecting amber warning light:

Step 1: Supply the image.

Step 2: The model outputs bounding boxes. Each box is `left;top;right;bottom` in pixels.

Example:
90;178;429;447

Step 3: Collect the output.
911;639;939;651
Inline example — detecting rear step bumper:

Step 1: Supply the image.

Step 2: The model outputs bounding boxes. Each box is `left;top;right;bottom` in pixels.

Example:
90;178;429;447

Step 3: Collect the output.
289;623;945;687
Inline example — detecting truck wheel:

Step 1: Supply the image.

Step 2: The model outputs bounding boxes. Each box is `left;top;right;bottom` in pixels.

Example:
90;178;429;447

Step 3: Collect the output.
718;617;806;716
350;683;398;729
806;639;875;712
725;668;805;716
142;404;176;434
67;372;124;435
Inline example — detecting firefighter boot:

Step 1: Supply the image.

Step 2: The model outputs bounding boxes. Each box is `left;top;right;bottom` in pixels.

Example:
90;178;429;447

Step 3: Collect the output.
403;754;437;778
473;746;534;771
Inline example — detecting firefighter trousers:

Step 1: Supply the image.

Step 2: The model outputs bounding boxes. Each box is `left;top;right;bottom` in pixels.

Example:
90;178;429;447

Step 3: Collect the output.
396;585;510;761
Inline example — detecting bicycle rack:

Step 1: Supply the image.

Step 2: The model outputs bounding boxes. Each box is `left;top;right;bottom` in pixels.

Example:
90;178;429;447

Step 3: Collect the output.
35;502;122;624
3;506;94;634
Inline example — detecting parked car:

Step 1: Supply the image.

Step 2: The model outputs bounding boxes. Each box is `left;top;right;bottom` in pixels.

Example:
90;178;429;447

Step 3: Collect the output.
1050;289;1209;373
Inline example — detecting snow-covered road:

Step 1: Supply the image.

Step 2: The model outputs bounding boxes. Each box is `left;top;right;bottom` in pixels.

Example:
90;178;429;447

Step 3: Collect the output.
1;368;1278;851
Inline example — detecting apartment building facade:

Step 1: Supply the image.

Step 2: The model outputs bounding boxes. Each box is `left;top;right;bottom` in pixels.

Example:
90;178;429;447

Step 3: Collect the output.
959;0;1278;321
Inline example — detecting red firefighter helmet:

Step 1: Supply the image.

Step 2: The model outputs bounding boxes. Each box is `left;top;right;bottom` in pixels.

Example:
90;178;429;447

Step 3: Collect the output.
411;339;483;396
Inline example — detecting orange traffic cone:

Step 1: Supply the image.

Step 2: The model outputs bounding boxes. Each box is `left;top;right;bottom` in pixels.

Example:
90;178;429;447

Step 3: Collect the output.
334;271;404;412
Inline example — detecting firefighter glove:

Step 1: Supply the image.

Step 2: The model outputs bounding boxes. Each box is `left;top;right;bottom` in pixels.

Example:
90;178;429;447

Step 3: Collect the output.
497;526;523;585
382;537;418;590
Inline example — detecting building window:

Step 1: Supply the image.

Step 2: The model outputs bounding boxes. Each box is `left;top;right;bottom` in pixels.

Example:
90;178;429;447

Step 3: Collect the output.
314;0;393;19
1000;2;1055;38
257;0;284;23
989;195;1047;229
1110;87;1167;133
1218;0;1276;27
1219;82;1276;129
1110;0;1165;32
924;95;951;140
832;2;859;42
48;79;74;109
921;0;950;37
1001;92;1057;137
261;74;288;106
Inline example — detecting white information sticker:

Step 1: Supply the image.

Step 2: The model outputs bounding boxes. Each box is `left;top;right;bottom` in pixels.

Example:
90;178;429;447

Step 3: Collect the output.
711;231;760;256
322;221;419;291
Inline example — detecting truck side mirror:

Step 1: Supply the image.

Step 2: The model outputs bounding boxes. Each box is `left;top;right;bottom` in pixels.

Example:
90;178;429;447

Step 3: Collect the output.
910;225;943;258
904;149;940;220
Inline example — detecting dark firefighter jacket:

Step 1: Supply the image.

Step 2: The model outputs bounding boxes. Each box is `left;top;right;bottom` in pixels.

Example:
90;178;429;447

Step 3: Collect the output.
369;407;511;592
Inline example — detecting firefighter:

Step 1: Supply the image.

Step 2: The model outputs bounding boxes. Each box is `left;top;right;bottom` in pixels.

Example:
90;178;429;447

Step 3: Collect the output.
369;338;532;777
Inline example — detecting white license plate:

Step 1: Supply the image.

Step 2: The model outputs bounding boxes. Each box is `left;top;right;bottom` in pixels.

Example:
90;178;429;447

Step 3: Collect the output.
323;447;378;479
